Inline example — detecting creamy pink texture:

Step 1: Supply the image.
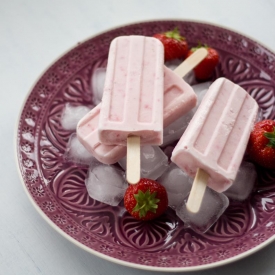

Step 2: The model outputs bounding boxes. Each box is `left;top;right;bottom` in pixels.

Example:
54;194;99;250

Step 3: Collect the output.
77;104;127;164
98;36;164;146
163;67;197;127
77;66;196;164
171;77;259;193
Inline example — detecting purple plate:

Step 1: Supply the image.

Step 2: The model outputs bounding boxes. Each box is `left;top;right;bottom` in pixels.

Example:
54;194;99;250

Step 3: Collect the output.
16;20;275;272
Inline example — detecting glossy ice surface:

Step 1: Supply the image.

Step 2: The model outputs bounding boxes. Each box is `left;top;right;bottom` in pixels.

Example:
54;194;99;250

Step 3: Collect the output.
158;162;192;209
85;163;128;206
118;145;169;180
176;187;229;233
224;161;257;201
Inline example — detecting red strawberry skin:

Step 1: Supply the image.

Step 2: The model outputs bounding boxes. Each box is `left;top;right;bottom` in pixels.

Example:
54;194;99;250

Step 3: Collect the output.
247;119;275;169
124;178;168;221
153;28;188;61
187;46;219;80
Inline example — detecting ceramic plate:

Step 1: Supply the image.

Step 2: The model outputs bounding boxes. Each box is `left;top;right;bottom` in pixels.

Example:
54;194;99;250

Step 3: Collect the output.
16;20;275;272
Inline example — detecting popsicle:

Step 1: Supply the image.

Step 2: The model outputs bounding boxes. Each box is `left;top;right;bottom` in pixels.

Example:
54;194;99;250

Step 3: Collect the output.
98;35;164;147
171;77;258;213
97;35;165;183
77;48;208;165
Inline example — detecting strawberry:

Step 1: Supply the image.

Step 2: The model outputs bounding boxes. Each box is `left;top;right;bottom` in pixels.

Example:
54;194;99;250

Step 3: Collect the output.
187;44;219;80
153;28;188;61
124;178;168;221
247;119;275;169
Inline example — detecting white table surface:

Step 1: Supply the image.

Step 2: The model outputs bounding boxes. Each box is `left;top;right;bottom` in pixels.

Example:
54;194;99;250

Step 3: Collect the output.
2;0;275;274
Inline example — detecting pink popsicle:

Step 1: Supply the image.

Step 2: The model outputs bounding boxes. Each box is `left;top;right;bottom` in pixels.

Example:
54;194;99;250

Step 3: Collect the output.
171;77;258;212
98;36;164;146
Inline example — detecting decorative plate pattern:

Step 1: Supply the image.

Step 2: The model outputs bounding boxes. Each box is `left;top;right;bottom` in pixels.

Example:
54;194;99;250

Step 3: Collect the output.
16;20;275;271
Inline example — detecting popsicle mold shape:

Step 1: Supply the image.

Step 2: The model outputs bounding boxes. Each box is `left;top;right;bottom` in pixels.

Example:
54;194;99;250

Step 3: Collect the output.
98;35;164;146
171;77;258;195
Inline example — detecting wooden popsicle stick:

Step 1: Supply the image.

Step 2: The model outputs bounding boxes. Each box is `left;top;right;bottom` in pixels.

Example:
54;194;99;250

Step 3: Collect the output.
186;168;209;213
173;48;208;78
173;48;208;212
126;136;141;184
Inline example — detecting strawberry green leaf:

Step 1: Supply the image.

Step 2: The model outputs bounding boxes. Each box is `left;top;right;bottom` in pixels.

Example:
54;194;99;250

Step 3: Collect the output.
133;189;160;218
164;27;185;41
191;42;208;52
264;126;275;148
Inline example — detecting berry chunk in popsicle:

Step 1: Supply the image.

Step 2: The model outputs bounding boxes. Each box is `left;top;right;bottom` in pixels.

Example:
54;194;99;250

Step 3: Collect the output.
171;77;259;213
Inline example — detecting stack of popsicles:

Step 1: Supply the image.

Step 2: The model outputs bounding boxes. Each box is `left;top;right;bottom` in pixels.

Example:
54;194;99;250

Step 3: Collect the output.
75;34;259;233
77;35;208;183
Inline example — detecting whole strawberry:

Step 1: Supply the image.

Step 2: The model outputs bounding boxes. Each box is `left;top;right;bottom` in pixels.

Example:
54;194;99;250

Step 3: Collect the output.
247;119;275;169
153;28;188;61
124;178;168;221
187;44;219;80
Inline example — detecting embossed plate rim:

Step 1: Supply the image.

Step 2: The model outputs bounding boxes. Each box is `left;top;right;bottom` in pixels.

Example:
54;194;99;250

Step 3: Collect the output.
15;19;275;272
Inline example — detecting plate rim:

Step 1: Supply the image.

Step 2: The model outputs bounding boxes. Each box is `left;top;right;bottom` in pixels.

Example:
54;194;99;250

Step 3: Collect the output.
14;19;275;272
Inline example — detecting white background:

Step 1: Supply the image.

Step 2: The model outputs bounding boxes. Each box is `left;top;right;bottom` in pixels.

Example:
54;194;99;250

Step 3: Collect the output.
2;0;275;274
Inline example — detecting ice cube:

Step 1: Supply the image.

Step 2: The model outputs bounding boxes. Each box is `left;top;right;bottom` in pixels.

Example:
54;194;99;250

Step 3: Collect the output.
164;60;197;85
162;82;212;147
224;161;257;201
157;163;192;209
192;82;212;107
60;103;91;131
64;133;95;165
118;146;169;180
166;193;186;210
162;109;195;147
165;59;182;71
91;67;106;105
85;163;127;206
183;71;196;85
176;187;229;233
162;145;174;160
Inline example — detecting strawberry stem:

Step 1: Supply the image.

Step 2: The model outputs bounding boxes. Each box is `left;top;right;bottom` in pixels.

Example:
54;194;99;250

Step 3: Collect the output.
133;189;160;218
191;42;208;52
264;126;275;148
164;27;185;41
